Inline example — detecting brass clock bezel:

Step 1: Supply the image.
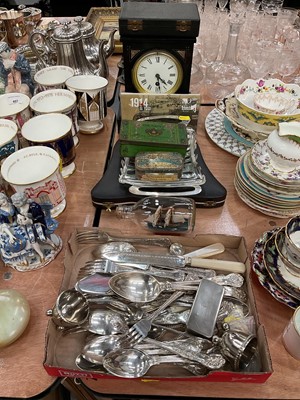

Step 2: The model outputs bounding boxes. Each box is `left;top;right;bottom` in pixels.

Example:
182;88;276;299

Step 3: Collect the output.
131;50;184;94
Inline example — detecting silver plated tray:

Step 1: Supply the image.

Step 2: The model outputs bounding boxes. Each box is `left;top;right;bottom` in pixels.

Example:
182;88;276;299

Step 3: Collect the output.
119;128;206;196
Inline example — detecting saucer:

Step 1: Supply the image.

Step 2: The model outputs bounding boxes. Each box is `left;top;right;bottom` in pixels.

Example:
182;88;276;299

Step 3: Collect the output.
263;231;300;301
251;229;300;309
205;108;251;157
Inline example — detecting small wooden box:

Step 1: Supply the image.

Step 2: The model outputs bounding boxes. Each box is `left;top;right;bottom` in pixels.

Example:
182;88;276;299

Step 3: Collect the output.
120;120;188;158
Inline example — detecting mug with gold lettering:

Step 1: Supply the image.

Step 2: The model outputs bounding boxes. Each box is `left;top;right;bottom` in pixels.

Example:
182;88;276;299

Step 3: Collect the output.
21;113;76;178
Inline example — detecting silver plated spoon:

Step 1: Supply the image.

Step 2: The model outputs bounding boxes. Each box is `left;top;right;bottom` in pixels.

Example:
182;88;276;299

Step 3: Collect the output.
109;271;201;303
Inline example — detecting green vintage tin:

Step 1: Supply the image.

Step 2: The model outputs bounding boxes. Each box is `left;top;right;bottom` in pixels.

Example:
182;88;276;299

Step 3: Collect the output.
120;120;188;158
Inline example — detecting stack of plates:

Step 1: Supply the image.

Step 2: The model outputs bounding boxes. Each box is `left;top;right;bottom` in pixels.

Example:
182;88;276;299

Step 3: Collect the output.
252;228;300;309
234;140;300;218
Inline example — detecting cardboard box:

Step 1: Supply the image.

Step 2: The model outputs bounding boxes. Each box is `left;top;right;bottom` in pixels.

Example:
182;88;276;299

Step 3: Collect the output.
43;228;273;383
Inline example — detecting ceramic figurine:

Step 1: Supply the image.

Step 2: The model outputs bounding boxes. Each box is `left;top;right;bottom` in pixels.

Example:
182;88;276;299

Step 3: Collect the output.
0;41;34;97
0;192;62;271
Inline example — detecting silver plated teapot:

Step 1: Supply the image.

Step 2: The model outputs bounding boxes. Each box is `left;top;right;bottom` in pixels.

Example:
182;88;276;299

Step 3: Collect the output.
29;20;115;77
72;16;117;75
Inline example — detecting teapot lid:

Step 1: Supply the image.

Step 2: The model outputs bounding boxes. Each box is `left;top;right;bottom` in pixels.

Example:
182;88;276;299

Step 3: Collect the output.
73;16;95;38
53;20;82;43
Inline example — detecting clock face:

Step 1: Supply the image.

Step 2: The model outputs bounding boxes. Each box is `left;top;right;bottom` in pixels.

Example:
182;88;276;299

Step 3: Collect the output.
132;50;183;94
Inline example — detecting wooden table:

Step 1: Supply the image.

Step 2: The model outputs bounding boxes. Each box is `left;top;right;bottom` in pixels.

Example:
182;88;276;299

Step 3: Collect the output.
0;54;299;400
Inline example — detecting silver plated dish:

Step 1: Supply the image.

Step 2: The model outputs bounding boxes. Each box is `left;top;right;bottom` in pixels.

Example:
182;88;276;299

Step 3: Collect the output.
119;128;206;196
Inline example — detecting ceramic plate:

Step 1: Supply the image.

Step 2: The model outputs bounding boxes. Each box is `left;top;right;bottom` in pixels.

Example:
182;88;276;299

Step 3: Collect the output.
205;108;251;157
251;229;300;309
264;232;300;301
234;176;300;219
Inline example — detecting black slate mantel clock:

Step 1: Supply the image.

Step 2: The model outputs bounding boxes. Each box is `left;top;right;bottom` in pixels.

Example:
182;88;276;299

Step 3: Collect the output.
119;2;200;94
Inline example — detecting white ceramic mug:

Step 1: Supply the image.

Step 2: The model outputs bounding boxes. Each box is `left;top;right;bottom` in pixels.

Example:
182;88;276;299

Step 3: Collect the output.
1;146;66;217
0;119;18;162
21;113;76;179
65;75;108;134
0;93;32;148
30;89;79;146
282;306;300;360
34;65;75;93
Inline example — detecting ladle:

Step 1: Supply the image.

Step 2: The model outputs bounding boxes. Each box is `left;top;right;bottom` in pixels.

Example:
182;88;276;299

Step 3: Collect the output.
108;271;201;303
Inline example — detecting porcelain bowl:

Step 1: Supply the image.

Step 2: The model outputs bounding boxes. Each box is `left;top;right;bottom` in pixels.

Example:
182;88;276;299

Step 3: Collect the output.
234;79;300;133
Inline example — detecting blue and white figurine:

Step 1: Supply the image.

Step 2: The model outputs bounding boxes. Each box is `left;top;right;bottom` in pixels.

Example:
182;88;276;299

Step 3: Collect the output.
0;192;62;271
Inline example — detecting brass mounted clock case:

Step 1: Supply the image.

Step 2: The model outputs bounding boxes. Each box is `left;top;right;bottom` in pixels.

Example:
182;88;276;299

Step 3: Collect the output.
119;2;200;94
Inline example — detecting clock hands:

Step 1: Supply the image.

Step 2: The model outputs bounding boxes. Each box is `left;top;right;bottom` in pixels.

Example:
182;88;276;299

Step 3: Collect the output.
155;73;167;86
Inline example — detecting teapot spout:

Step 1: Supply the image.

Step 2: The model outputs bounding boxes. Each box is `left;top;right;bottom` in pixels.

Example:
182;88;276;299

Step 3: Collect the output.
96;39;110;78
103;28;117;58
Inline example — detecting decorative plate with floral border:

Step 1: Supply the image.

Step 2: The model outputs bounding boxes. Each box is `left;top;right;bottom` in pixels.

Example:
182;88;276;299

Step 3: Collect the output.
251;229;300;309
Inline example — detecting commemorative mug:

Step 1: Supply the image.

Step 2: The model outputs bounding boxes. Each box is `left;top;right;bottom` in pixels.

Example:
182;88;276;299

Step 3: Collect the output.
65;74;108;134
30;88;79;146
0;93;32;148
21;113;76;178
0;119;18;162
34;65;75;93
1;145;67;217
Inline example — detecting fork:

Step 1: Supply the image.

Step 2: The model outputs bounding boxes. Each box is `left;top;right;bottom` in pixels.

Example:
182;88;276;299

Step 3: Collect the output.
126;291;184;344
76;229;172;247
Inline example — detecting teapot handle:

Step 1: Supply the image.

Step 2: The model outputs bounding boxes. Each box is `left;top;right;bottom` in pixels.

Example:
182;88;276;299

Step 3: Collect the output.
29;29;54;69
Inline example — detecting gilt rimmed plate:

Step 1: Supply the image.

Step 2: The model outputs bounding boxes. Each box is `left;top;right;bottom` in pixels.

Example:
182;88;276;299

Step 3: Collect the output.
263;232;300;301
205;108;251;157
251;229;300;309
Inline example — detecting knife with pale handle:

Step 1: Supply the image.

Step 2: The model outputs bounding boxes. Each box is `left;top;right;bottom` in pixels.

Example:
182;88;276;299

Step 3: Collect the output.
103;252;246;274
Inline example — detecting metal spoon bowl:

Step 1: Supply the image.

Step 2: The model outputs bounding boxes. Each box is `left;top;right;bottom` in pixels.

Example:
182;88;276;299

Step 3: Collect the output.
109;271;199;303
82;335;125;364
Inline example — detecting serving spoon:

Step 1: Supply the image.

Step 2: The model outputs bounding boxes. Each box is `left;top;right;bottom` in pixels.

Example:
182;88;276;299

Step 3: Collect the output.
109;271;200;303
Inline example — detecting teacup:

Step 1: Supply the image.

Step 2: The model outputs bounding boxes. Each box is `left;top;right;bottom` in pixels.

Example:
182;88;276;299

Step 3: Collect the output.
65;75;108;134
30;89;79;146
1;145;67;217
34;65;75;93
275;228;300;277
285;216;300;267
21;113;76;178
0;93;32;148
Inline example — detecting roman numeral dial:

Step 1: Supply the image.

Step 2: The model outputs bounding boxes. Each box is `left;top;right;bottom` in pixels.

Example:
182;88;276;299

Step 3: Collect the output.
132;50;183;94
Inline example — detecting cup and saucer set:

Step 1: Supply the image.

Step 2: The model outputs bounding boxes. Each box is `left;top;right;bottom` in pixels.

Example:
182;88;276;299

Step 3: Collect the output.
205;78;300;157
251;216;300;310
